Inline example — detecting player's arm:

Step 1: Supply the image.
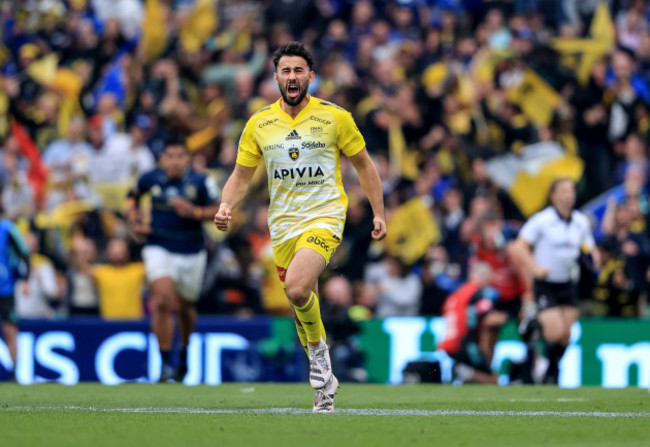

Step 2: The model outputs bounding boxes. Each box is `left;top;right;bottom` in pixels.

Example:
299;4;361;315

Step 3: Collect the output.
511;237;549;282
348;148;387;241
213;163;257;231
125;180;151;242
173;176;222;220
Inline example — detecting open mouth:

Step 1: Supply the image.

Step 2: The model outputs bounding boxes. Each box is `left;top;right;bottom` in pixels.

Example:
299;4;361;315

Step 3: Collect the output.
287;83;300;98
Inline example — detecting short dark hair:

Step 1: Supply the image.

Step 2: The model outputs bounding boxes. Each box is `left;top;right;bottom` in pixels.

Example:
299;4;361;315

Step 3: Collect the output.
273;41;314;71
549;177;574;195
163;135;188;152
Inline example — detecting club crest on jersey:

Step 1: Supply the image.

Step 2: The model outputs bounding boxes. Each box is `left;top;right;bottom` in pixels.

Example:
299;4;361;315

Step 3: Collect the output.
288;147;299;161
184;185;197;200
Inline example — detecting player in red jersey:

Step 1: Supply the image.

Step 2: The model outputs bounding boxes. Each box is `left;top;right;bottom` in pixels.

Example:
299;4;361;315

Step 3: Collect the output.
438;263;506;384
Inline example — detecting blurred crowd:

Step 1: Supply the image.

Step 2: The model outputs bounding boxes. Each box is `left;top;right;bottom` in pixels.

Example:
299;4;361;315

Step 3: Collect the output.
1;0;650;322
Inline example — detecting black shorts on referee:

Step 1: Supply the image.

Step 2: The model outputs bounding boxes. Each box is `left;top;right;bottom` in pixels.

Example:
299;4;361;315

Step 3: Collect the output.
533;280;578;311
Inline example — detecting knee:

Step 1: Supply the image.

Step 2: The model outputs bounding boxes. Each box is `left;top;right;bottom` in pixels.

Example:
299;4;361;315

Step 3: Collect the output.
285;281;312;307
150;292;173;314
178;300;196;317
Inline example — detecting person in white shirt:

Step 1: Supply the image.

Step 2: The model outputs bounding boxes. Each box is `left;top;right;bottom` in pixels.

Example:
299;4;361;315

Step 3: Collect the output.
15;233;60;319
42;116;94;209
513;178;601;384
372;256;422;318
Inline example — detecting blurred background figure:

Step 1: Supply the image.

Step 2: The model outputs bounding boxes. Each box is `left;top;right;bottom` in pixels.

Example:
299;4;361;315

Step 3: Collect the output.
15;232;62;320
320;276;366;383
81;238;146;320
0;217;30;381
438;262;505;385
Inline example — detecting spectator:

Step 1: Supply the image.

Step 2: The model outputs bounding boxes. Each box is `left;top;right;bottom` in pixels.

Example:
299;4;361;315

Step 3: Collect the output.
86;238;146;320
320;276;366;382
42;116;94;209
15;232;61;319
368;255;422;318
67;236;99;316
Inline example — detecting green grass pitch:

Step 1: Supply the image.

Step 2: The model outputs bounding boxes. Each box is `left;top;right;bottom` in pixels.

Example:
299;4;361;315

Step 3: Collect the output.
1;384;647;447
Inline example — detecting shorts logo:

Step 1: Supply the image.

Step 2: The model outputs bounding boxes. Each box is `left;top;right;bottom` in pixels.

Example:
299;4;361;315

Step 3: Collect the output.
307;236;329;252
286;129;301;140
276;266;287;283
288;147;299;161
539;295;549;309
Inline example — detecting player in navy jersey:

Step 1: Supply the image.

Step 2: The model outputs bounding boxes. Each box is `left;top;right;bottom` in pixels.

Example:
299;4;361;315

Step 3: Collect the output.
126;140;220;382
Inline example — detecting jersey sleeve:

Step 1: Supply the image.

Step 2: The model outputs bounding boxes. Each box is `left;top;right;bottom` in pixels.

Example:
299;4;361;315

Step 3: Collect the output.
236;118;262;167
198;174;221;205
336;110;366;157
519;214;542;245
131;172;150;197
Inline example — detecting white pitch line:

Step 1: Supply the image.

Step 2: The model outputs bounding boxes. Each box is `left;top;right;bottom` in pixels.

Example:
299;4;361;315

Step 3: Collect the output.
476;398;588;403
2;406;650;418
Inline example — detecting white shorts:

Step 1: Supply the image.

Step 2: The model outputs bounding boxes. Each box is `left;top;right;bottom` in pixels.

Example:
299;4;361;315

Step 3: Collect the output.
142;245;207;302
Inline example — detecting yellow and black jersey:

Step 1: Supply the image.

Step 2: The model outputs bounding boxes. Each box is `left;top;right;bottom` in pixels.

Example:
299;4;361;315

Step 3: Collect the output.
236;96;365;246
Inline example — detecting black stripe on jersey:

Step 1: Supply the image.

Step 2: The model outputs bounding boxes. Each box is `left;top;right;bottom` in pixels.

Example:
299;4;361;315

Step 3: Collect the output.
319;101;345;111
252;106;271;116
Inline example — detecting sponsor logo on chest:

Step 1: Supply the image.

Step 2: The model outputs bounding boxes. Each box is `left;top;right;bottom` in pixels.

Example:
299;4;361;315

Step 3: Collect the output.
273;166;325;180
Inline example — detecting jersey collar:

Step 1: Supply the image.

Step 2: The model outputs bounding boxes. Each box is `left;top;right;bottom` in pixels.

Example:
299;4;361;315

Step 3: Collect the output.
274;95;315;124
552;206;573;223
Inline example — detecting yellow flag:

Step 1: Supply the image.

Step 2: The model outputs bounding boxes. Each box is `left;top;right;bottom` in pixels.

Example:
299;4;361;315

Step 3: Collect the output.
510;155;584;216
140;0;168;64
552;1;614;85
26;54;59;85
34;200;96;229
388;124;419;181
505;69;560;127
385;197;441;265
179;0;217;54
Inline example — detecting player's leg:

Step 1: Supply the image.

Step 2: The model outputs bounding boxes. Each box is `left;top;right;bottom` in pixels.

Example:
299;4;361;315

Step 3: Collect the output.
557;305;579;345
1;320;18;380
293;311;309;356
536;306;566;383
479;310;508;365
172;250;206;382
149;277;177;380
452;340;498;385
285;248;334;386
175;296;196;382
142;246;177;381
0;298;18;378
287;273;325;358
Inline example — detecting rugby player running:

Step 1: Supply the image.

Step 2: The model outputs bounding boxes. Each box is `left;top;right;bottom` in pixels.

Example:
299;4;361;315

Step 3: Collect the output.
214;42;386;412
127;140;221;383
